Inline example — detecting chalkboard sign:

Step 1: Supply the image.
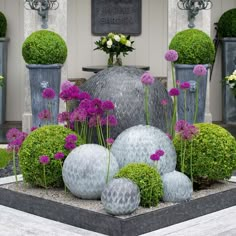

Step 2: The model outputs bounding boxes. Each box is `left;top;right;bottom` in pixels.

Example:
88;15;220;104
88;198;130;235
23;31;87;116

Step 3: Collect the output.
92;0;141;36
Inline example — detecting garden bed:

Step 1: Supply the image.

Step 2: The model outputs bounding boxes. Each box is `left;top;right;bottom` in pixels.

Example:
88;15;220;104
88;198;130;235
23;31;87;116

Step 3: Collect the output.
0;181;236;235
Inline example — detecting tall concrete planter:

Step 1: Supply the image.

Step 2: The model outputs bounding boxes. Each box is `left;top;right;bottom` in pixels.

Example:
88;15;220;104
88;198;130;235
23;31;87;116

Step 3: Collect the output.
221;38;236;124
0;38;9;124
175;64;210;124
26;64;62;127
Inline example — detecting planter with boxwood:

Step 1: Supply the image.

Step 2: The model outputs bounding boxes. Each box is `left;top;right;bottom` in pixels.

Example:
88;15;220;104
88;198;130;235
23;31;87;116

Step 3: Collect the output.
0;11;9;125
217;9;236;124
22;30;67;127
169;29;215;123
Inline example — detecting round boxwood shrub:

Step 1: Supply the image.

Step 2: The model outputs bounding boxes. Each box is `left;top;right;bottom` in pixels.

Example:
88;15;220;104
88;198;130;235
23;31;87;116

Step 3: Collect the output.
19;125;83;188
169;29;215;65
174;123;236;187
115;163;163;207
22;30;67;64
0;11;7;37
218;9;236;38
0;148;11;168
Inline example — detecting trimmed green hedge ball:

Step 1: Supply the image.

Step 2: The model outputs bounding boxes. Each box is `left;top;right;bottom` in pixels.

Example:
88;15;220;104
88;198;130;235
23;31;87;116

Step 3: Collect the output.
0;11;7;37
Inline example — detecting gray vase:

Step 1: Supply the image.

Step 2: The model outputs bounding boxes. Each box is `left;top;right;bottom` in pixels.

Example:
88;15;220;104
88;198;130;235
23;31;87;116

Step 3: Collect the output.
62;144;119;200
111;125;176;175
101;178;140;216
26;64;62;127
0;38;9;125
175;64;210;124
221;38;236;124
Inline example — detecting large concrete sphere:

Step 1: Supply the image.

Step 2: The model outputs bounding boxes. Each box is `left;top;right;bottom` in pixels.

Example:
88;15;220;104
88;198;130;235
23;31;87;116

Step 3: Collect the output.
62;144;119;199
111;125;176;175
101;178;140;216
81;66;173;138
161;171;193;202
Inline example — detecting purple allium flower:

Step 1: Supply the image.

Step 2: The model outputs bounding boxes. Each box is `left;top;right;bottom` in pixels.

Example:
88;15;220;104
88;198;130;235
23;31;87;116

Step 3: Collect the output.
101;100;115;111
54;152;65;160
166;133;172;140
78;92;91;100
61;80;74;91
169;88;180;96
58;112;70;123
176;80;180;87
106;138;114;145
155;149;165;157
6;128;21;142
70;108;87;122
42;88;56;99
79;99;92;111
64;142;76;150
180;82;190;90
108;115;118;126
39;155;50;165
65;134;77;143
175;120;189;132
193;65;207;76
161;99;168;106
90;98;103;115
69;85;80;99
38;109;51;120
59;89;72;101
141;72;155;85
88;116;97;128
150;154;160;161
30;126;38;132
164;50;178;62
180;124;199;140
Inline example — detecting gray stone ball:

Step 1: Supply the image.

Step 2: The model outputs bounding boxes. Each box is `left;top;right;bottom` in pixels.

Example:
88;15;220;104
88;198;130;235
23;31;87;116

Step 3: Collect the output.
62;144;119;199
80;66;173;138
101;178;140;216
111;125;176;175
161;171;193;202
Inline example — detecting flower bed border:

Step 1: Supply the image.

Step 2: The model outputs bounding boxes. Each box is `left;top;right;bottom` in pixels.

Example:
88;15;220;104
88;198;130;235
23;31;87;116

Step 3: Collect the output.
0;186;236;236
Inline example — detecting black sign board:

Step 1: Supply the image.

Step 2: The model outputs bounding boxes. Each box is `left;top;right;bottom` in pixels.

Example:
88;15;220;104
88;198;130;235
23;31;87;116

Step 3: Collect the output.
92;0;141;36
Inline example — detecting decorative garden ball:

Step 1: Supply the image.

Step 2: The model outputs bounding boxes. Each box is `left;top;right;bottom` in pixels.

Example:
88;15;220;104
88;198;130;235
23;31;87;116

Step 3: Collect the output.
101;178;140;216
80;66;173;138
62;144;119;199
161;171;193;203
111;125;176;175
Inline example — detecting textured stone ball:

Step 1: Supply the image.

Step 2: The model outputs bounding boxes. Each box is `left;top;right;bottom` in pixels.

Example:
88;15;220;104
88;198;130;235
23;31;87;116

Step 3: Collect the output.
62;144;119;199
161;171;193;202
101;178;140;216
81;66;173;138
111;125;176;175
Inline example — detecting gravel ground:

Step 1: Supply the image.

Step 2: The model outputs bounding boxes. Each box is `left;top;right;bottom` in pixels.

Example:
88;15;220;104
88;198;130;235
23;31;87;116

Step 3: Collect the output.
0;158;21;178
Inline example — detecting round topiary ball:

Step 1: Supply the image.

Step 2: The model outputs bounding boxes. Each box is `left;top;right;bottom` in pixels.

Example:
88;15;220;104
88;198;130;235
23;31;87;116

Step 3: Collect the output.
22;30;67;64
169;29;215;65
19;125;82;187
0;11;7;37
115;163;163;207
218;9;236;38
173;123;236;187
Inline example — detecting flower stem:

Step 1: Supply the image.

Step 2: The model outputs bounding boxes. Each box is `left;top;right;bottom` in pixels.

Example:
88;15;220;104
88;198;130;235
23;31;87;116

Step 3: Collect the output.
13;147;18;186
106;148;111;184
171;62;176;88
190;140;193;183
182;140;187;173
184;90;187;121
193;81;199;123
170;96;177;137
144;86;150;125
43;165;47;193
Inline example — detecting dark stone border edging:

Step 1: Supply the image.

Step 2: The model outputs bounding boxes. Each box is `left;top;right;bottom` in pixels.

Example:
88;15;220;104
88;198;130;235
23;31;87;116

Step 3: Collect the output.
0;187;236;236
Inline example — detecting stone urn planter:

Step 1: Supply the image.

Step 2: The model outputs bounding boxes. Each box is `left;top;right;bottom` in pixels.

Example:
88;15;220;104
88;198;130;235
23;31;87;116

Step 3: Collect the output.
22;30;67;127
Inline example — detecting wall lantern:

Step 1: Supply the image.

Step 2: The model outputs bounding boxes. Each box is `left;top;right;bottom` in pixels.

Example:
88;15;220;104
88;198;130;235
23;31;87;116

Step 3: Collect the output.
177;0;213;28
24;0;59;29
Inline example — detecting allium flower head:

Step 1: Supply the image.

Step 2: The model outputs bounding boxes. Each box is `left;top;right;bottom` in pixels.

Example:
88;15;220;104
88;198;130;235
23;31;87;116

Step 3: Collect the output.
141;72;155;85
79;99;92;111
39;155;50;165
38;109;51;120
65;134;77;143
54;152;65;160
61;80;74;91
70;108;87;122
161;99;168;106
150;153;160;161
64;142;76;150
78;92;91;100
169;88;180;96
106;138;114;145
193;65;207;76
180;82;190;90
58;112;70;123
6;128;22;142
175;120;189;132
101;100;115;111
30;126;38;132
155;149;165;157
165;50;178;62
108;115;118;126
88;116;97;128
42;88;56;100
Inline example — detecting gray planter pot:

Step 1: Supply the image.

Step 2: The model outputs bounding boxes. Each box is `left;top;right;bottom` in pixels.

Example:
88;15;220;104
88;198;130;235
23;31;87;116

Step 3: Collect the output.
221;38;236;124
0;38;9;125
26;64;62;127
175;64;210;124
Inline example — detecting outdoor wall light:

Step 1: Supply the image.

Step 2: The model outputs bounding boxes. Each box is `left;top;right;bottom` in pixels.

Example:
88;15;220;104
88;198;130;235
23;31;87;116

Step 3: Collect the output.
24;0;59;29
177;0;213;28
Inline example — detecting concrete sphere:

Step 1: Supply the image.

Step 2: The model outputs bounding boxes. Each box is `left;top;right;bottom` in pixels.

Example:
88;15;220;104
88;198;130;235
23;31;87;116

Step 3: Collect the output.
101;178;140;216
80;66;173;138
161;171;193;202
111;125;176;175
62;144;119;199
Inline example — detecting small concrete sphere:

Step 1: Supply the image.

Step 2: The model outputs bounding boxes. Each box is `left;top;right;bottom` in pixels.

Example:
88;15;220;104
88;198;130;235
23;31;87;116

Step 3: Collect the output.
111;125;176;175
101;178;140;216
62;144;119;199
161;171;193;202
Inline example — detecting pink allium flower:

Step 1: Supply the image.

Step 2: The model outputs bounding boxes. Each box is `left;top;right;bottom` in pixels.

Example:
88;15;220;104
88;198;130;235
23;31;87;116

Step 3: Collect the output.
106;138;114;145
59;89;72;101
164;50;178;62
6;128;22;142
61;80;74;91
169;88;180;96
30;126;38;132
166;133;172;140
42;88;56;99
70;108;87;122
39;155;50;165
64;142;76;150
108;115;118;126
193;65;207;76
155;149;165;157
180;82;190;90
58;112;70;123
91;98;103;115
141;72;155;85
161;99;168;106
101;100;115;111
88;116;97;128
150;153;160;161
181;125;199;140
38;109;51;120
78;92;91;100
79;99;92;111
175;120;189;132
54;152;65;160
65;134;77;143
